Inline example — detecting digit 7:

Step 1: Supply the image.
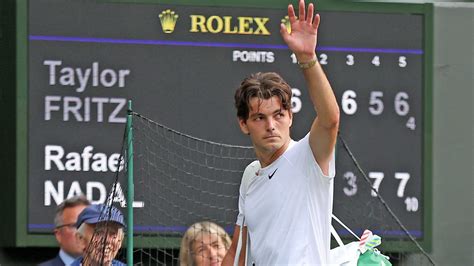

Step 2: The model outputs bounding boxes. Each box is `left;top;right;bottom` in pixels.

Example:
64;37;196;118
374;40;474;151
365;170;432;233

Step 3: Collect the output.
368;172;384;197
395;172;410;198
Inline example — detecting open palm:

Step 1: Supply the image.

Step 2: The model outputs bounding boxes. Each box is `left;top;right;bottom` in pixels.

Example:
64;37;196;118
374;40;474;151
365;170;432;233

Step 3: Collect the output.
280;0;320;61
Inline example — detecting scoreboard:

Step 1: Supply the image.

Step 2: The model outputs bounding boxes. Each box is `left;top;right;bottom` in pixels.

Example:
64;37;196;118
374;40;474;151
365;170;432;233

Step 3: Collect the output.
17;0;432;251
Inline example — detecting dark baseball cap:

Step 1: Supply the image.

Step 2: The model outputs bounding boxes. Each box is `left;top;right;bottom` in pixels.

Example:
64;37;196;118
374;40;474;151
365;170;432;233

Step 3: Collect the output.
76;204;126;228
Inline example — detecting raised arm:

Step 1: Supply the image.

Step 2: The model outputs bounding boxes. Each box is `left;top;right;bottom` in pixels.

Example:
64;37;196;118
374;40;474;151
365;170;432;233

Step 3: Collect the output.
280;0;339;175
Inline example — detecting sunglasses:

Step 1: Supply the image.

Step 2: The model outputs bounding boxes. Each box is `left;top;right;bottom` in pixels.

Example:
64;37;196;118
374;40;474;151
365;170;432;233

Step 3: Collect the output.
55;223;77;230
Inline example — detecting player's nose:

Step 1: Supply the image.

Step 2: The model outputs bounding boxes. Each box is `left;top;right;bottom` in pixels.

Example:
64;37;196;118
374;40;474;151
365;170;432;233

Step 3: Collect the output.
266;117;276;132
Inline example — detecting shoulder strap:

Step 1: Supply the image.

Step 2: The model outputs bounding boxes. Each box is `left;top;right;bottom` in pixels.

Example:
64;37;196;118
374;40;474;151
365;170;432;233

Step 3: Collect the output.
332;214;360;241
331;225;345;247
331;214;360;248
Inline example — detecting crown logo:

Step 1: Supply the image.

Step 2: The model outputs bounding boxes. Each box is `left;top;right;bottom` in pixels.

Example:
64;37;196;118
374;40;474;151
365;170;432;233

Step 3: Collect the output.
159;9;179;34
281;15;296;34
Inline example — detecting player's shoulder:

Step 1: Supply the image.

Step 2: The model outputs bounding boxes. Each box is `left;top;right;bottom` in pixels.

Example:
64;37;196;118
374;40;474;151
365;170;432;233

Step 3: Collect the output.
245;160;260;172
239;160;260;194
242;160;260;185
284;134;310;157
243;160;260;177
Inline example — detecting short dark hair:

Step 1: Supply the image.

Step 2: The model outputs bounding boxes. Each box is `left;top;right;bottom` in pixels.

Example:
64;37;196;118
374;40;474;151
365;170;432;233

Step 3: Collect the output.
54;195;90;227
234;72;292;120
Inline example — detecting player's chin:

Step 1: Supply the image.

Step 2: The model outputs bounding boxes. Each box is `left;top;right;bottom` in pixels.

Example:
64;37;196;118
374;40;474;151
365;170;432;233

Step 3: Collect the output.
263;142;283;152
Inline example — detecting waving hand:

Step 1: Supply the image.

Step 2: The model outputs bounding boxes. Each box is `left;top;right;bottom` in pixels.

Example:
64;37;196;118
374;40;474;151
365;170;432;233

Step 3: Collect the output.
280;0;320;62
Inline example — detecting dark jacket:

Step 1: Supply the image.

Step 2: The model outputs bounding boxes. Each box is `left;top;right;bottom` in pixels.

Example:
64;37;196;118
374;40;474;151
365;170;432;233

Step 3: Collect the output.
71;257;125;266
38;254;65;266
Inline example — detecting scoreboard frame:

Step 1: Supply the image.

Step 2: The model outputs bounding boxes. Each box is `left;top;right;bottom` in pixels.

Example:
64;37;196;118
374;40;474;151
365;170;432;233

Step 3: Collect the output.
7;0;433;252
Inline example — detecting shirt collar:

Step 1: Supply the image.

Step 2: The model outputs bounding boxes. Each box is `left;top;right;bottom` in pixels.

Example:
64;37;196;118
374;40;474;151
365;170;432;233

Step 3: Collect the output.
257;139;296;173
59;249;77;266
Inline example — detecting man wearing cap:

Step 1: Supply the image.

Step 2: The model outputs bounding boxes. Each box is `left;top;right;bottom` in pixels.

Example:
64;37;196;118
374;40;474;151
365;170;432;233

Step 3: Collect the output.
72;204;126;266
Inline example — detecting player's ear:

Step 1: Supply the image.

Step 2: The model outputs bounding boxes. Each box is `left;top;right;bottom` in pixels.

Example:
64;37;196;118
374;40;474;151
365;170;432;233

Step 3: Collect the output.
238;118;250;135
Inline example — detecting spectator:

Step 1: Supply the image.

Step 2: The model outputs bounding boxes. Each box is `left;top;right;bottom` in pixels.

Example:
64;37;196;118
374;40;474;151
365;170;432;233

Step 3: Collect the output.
71;204;126;266
180;221;232;266
39;195;90;266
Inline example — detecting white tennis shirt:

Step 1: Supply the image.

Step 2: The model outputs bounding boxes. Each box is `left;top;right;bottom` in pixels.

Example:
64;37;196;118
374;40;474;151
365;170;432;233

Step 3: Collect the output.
236;134;335;265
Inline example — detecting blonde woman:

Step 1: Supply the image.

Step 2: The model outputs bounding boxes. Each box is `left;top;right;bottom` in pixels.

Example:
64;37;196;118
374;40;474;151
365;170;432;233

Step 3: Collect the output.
180;221;232;266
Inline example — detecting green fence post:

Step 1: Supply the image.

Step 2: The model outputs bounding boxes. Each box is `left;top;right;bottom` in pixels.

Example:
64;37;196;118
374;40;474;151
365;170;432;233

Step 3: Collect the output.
126;100;134;265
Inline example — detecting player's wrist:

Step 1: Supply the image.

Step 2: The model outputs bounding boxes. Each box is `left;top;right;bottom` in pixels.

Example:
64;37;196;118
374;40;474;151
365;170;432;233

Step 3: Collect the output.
296;54;318;70
295;52;316;63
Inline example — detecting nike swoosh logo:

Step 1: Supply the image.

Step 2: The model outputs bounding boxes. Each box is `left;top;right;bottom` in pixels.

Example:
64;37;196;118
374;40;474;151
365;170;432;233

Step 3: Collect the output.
268;168;278;179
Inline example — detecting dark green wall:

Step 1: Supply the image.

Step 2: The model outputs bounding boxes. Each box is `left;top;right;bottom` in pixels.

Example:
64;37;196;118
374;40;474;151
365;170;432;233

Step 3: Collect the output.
0;0;17;250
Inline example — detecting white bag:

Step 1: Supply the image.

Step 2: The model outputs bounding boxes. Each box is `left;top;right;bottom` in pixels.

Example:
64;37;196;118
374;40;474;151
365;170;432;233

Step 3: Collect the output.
329;241;360;265
328;215;361;265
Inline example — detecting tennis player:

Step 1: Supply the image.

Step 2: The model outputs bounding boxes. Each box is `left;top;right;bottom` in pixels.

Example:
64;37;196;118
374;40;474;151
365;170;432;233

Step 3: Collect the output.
222;0;339;264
